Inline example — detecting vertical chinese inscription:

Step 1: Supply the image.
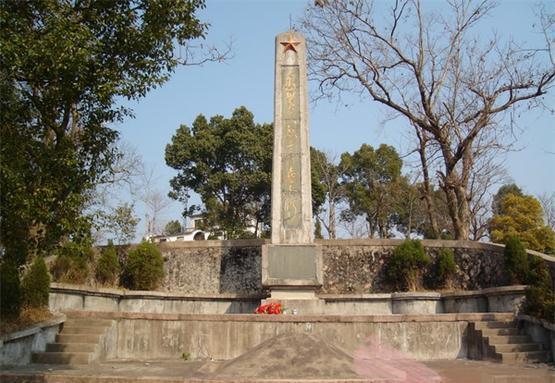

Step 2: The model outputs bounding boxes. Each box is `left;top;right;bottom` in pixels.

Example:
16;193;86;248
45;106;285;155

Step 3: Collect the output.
281;65;302;229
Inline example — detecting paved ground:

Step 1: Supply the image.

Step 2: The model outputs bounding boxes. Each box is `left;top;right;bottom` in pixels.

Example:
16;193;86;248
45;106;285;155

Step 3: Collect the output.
2;359;554;383
424;360;555;383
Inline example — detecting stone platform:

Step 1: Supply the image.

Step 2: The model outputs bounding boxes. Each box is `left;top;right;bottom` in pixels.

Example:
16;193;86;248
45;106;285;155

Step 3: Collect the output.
56;311;517;361
2;311;554;383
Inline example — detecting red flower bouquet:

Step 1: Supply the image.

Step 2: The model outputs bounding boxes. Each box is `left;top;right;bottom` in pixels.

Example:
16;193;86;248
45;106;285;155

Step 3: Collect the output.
255;302;282;314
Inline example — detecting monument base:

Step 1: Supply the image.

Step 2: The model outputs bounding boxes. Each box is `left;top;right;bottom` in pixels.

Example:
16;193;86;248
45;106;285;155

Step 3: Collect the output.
269;289;317;300
261;244;324;315
262;291;325;315
261;244;323;289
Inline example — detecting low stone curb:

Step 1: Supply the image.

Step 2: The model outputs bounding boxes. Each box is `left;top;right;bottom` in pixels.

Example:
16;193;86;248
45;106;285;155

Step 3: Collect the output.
0;372;421;383
52;283;527;302
63;310;514;323
51;283;267;301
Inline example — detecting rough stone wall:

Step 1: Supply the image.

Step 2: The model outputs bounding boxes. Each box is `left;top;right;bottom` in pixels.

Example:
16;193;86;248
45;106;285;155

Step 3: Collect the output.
159;243;262;294
153;240;553;294
321;246;391;293
321;245;507;294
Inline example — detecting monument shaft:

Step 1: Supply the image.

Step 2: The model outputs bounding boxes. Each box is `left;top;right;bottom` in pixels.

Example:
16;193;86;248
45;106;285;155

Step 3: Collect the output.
272;31;313;244
262;31;323;299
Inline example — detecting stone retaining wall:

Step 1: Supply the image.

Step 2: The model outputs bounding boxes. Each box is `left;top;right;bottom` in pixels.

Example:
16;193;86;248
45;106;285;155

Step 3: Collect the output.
154;239;555;294
518;314;555;362
64;311;514;362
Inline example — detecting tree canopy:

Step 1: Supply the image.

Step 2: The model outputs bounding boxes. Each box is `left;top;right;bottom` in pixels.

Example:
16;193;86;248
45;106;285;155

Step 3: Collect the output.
340;144;403;238
0;0;209;263
492;184;524;215
166;107;273;239
489;189;555;254
164;220;183;236
101;203;139;245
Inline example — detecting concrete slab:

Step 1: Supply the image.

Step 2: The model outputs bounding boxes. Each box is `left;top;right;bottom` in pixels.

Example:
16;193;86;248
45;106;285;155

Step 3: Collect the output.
423;360;555;383
1;359;553;383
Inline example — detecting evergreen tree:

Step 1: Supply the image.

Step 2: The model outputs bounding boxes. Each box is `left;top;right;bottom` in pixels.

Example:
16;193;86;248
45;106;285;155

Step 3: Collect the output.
490;192;555;254
21;256;50;308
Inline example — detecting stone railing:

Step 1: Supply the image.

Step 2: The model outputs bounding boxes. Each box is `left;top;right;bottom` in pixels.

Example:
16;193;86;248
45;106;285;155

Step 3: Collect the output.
49;283;264;314
0;314;65;366
49;283;527;315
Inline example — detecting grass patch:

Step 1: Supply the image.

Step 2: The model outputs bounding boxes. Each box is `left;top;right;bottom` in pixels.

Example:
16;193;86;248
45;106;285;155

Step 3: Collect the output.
0;307;53;336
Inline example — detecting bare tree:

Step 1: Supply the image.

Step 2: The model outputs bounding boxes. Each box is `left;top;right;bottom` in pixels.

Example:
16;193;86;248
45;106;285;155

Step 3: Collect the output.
301;0;555;239
538;192;555;230
140;166;173;236
467;151;509;240
337;205;370;238
312;150;348;238
93;141;144;206
88;141;144;244
537;3;555;67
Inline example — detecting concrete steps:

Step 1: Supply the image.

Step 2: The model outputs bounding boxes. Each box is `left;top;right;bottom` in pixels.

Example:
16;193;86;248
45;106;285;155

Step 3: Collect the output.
494;343;542;353
55;333;101;343
471;320;551;364
495;350;551;364
32;317;112;365
46;342;98;352
480;327;519;336
32;351;92;364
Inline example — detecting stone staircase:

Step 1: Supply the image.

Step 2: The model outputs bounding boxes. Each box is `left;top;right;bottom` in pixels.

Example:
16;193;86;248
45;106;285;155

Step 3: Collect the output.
32;317;112;365
470;320;551;364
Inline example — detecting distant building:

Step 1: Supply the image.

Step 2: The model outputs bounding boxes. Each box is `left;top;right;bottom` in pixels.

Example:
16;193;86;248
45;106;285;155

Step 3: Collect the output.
146;214;209;243
146;213;263;243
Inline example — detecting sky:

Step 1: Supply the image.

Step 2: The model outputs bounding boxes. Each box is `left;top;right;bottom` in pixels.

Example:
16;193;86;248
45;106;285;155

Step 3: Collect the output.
114;0;555;238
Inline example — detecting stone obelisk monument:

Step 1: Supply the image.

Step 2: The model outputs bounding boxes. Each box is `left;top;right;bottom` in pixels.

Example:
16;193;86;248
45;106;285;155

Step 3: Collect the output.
261;31;323;310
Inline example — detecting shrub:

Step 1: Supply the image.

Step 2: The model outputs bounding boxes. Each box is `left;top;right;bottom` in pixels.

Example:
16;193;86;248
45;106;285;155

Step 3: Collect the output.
527;256;551;289
95;241;120;286
523;255;554;323
21;256;50;308
122;241;164;290
386;239;430;291
0;260;21;318
436;248;457;289
50;241;94;284
503;236;529;284
523;286;555;322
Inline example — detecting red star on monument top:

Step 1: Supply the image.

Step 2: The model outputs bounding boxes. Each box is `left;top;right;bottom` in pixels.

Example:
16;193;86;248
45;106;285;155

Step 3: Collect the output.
280;36;301;53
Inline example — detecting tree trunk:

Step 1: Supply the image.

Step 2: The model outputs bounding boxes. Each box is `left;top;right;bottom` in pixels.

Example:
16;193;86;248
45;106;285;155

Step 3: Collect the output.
367;218;374;238
442;176;471;240
406;197;413;238
415;127;439;238
328;200;336;239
